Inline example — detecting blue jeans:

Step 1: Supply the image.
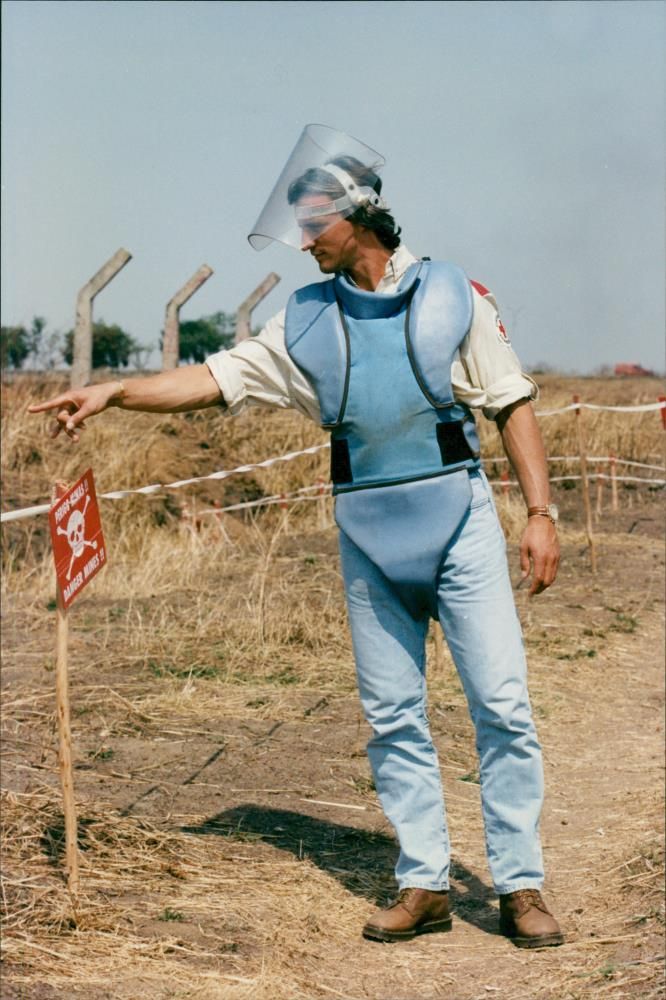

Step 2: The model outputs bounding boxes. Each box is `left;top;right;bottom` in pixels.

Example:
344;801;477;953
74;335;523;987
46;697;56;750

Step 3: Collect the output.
339;469;545;894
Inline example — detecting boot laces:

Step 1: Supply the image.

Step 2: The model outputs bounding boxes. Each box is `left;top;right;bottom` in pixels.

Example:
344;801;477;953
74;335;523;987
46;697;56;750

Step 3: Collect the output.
392;888;417;910
512;889;547;912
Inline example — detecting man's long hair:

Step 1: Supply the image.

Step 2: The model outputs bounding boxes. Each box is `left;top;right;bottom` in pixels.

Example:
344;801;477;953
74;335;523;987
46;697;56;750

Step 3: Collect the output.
287;155;402;251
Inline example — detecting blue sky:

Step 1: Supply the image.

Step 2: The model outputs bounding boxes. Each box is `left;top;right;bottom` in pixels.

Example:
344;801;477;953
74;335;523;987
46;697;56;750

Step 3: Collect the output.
2;0;664;373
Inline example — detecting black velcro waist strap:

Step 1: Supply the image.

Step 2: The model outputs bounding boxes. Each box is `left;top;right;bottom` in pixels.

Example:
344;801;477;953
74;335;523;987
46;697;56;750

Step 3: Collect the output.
436;421;478;466
331;438;353;485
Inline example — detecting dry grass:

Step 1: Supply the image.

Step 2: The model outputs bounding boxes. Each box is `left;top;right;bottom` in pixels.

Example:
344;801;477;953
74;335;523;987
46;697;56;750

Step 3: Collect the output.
2;372;663;586
1;787;370;1000
1;372;664;999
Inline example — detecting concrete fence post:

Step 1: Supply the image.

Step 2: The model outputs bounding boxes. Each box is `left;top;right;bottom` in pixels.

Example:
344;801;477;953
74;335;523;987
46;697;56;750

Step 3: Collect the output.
162;264;214;371
71;248;132;387
235;272;280;344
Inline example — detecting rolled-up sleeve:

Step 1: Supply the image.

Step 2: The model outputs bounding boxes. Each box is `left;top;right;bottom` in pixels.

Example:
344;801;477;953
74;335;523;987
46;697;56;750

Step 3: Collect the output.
452;287;539;421
205;309;321;422
206;270;537;425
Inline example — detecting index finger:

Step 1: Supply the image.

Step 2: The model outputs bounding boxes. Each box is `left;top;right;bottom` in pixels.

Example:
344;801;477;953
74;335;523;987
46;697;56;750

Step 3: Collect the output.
27;395;78;414
527;553;547;596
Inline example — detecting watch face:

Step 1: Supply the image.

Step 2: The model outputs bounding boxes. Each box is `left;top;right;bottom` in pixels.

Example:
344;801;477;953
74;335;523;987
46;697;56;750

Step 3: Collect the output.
547;504;559;523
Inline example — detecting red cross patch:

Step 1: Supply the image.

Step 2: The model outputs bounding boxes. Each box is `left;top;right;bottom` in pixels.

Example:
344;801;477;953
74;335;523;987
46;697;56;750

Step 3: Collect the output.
496;313;510;345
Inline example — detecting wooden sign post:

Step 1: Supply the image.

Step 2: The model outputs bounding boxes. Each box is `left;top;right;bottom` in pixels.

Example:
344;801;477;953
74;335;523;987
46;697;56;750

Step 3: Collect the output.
48;469;107;895
51;481;78;896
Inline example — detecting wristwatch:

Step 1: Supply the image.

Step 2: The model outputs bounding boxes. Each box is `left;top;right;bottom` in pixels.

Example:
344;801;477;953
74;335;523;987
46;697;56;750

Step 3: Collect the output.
527;504;559;525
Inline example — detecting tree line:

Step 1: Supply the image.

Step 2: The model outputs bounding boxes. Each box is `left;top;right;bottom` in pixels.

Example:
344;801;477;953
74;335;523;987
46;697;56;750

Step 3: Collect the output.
0;312;238;371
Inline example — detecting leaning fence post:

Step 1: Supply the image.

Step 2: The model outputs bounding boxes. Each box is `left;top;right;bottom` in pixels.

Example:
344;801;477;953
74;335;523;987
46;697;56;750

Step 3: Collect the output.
71;248;132;387
573;395;597;572
501;469;510;496
162;264;214;370
659;396;666;470
235;273;280;344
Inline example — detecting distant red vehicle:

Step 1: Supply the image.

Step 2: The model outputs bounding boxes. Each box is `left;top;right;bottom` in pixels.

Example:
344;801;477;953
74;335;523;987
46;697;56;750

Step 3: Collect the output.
614;363;655;377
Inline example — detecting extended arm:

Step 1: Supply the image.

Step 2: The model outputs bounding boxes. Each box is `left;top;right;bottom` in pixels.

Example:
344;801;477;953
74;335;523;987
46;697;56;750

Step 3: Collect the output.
27;364;223;442
496;398;559;595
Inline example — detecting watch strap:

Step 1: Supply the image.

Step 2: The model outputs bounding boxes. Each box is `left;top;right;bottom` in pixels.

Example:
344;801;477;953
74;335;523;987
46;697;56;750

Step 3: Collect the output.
527;505;558;525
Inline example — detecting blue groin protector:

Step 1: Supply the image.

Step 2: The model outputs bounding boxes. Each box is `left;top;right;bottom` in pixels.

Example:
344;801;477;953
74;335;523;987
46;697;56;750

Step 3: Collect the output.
286;260;482;619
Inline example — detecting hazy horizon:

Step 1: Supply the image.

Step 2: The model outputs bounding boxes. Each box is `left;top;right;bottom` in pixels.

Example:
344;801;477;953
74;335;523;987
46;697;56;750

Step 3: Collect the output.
2;0;665;376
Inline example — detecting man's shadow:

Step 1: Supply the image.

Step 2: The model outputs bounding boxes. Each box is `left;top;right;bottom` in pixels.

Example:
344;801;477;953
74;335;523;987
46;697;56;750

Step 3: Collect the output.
181;804;499;934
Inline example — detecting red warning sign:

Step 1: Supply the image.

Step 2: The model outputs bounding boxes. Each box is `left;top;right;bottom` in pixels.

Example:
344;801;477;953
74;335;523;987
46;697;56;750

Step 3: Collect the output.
49;469;107;610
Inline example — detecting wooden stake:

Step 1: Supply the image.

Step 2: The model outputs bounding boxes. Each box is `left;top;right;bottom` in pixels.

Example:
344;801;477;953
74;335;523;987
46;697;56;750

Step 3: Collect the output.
431;621;445;674
316;479;327;530
52;481;79;897
610;453;618;512
595;466;604;519
573;396;597;572
501;469;510;495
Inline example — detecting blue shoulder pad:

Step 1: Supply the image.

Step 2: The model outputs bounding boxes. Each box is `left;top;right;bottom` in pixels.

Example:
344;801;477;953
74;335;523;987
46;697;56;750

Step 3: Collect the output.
285;280;348;428
407;261;473;407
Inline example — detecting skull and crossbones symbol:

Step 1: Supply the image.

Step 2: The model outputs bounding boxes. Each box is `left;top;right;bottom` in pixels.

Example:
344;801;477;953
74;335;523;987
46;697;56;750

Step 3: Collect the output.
57;494;97;579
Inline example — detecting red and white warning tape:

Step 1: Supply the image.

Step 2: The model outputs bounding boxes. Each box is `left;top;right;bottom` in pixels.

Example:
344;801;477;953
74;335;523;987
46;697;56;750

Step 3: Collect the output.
2;399;665;524
0;443;330;524
535;400;665;417
487;456;666;472
190;483;332;517
490;474;665;487
177;470;666;519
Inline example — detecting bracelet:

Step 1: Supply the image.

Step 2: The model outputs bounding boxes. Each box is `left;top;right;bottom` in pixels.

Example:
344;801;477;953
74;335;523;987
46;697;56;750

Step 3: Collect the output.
527;503;559;525
111;380;125;405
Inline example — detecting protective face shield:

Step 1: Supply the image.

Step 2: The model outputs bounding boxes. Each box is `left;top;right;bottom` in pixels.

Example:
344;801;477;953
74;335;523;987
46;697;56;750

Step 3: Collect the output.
248;124;386;251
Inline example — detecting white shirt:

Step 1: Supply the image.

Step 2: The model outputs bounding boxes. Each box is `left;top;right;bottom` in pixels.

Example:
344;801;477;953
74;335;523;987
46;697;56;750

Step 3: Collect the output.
205;245;537;423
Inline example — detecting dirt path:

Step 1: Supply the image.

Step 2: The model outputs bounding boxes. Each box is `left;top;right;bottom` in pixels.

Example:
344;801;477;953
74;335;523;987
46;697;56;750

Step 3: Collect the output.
1;522;664;999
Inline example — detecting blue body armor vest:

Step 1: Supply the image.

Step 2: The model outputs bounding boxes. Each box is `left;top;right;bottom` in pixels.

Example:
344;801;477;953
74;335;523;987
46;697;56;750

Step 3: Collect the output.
284;259;483;619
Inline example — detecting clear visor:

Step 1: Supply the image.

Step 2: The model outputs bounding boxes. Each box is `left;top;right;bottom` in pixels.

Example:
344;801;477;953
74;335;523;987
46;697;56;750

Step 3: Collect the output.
248;124;385;251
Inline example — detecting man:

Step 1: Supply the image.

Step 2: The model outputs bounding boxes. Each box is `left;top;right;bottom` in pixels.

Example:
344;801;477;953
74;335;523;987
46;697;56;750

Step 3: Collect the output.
30;125;563;949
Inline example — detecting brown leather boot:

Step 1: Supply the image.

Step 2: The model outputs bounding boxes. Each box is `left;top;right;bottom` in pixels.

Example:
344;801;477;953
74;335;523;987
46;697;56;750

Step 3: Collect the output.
362;888;452;942
499;889;564;948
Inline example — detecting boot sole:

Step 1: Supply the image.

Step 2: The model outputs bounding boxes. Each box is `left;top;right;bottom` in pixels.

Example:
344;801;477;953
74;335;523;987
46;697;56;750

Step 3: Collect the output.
362;917;453;943
503;930;565;949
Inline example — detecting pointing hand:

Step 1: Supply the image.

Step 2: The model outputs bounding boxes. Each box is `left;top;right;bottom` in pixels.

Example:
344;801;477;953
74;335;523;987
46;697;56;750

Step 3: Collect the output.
27;381;123;443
